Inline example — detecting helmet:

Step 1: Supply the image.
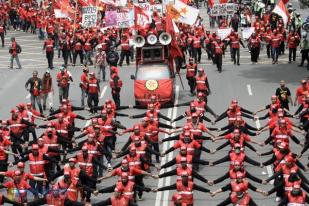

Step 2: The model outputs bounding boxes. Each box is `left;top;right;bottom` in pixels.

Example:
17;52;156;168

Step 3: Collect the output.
32;144;39;150
17;162;25;168
197;92;204;98
69;158;76;163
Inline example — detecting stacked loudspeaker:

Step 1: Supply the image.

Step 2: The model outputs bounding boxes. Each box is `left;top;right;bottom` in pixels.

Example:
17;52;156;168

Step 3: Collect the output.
133;32;172;47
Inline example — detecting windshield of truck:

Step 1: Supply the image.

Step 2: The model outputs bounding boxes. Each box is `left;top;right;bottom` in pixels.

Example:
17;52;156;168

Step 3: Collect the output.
136;65;171;80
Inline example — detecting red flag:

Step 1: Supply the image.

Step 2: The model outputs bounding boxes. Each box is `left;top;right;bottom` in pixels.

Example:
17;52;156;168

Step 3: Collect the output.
134;5;149;27
273;0;289;24
165;14;183;59
282;0;289;4
78;0;96;6
61;0;74;14
208;0;214;8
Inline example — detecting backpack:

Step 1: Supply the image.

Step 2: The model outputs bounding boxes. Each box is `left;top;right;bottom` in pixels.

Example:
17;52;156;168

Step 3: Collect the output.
16;44;22;54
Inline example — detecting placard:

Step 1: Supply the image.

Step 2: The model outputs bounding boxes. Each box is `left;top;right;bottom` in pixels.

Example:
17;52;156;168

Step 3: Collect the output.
82;6;97;28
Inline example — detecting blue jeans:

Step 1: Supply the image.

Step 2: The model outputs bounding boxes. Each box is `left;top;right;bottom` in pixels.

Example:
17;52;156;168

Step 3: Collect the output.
271;47;279;62
30;94;43;114
10;54;21;69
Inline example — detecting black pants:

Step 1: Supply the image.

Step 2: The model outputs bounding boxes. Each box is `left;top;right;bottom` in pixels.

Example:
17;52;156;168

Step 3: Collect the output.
87;93;99;113
289;48;296;61
73;50;83;65
300;49;309;66
119;50;130;66
0;32;4;47
46;51;54;69
267;44;271;58
152;143;160;162
186;77;196;94
135;175;144;198
215;54;222;71
279;42;285;55
231;48;240;64
251;47;260;62
193;148;201;171
62;50;70;66
112;91;120;108
274;174;284;198
81;174;96;202
192;48;201;63
187;46;193;57
0;160;8;182
23;126;37;142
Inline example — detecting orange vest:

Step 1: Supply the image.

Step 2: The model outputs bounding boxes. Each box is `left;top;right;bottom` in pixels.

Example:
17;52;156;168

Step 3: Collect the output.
29;153;45;176
186;64;196;78
87;78;99;94
176;181;194;204
287;192;306;205
76;152;94;176
45;40;54;52
120;39;130;51
43;134;59;156
116;181;135;200
57;179;79;202
229;152;245;169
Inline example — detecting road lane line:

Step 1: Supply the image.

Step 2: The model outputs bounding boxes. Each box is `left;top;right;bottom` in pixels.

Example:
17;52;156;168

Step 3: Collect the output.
247;84;253;96
100;86;108;99
162;86;180;206
155;108;173;206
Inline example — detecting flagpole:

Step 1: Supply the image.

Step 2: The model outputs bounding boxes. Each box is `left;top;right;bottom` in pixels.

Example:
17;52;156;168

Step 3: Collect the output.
72;0;79;40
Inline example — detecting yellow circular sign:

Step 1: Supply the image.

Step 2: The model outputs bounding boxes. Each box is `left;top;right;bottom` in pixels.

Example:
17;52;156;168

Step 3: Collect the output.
145;80;158;91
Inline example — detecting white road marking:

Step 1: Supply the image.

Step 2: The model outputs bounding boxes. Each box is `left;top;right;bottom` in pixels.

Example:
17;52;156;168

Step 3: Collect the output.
247;84;253;96
155;108;173;206
255;119;261;129
162;86;180;206
100;86;108;99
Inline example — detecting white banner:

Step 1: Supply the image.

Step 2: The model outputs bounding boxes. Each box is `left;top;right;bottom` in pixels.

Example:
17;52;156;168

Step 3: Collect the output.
82;6;97;28
242;27;255;39
211;3;238;16
217;28;232;40
117;9;134;28
54;9;68;18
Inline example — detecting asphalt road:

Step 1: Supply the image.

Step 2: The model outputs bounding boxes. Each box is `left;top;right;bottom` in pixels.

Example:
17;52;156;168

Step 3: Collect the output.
0;27;308;206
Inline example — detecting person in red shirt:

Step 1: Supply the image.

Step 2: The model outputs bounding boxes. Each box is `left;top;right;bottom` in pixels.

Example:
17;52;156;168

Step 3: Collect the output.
0;21;5;48
294;79;308;106
248;32;261;64
118;34;130;67
43;35;55;69
0;170;38;204
87;72;100;114
9;37;22;69
287;29;300;63
271;29;282;64
41;70;53;111
56;66;72;103
80;67;89;107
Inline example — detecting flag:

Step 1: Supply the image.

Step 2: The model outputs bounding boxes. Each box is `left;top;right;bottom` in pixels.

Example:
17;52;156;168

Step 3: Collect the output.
208;0;214;8
99;0;116;6
282;0;289;4
173;0;199;25
272;0;289;25
61;0;74;14
134;4;149;28
78;0;97;6
166;13;183;59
